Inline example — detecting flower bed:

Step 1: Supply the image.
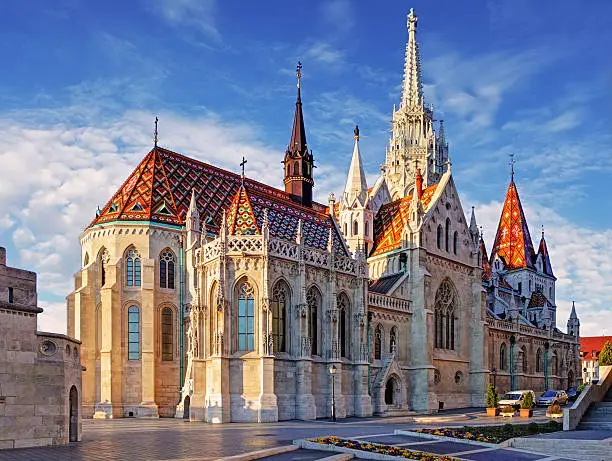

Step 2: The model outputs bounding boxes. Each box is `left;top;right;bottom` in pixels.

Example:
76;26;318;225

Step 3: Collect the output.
309;436;458;460
415;421;562;444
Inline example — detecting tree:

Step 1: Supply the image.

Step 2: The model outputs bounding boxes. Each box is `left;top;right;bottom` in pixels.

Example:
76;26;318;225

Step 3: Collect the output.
599;341;612;366
486;384;499;408
521;391;534;409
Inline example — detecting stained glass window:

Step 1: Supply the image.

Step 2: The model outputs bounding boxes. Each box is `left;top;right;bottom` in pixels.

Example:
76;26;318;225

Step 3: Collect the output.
126;248;141;286
128;306;140;360
161;307;173;361
237;281;255;351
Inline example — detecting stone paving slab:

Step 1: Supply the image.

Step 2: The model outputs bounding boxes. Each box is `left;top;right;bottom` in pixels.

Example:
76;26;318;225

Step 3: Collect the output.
461;448;547;461
408;440;482;455
528;429;612;440
262;449;330;461
356;434;427;445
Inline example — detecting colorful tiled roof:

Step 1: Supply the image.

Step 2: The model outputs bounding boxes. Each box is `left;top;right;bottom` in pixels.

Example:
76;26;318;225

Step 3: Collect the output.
89;147;348;256
537;235;554;277
581;336;612;361
227;185;260;235
370;184;437;256
527;291;552;308
490;179;536;270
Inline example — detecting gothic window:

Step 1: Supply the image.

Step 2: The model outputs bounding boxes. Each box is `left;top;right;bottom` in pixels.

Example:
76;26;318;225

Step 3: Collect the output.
374;324;382;360
125;247;141;287
445;218;451;252
353;221;359;235
97;248;108;288
161;307;173;361
434;280;457;350
294;162;299;176
159;250;176;289
84;253;89;267
237;280;255;351
521;346;527;373
127;306;140;360
500;343;507;371
552;351;558;375
307;287;320;355
337;293;349;358
365;221;369;237
437;225;443;249
390;326;398;354
536;348;543;373
344;223;348;235
272;281;289;353
453;231;458;255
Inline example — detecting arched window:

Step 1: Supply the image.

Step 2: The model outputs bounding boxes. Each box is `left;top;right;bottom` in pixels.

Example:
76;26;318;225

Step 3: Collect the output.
294;162;299;175
536;348;543;373
353;221;359;235
272;281;289;353
344;223;348;235
161;307;173;361
521;346;527;373
552;351;558;375
307;287;320;355
125;247;141;286
97;248;108;288
500;343;507;371
365;221;369;237
127;306;140;360
453;231;458;255
437;225;443;249
445;218;451;252
434;280;457;350
390;326;398;354
337;293;349;358
374;325;382;360
83;253;89;267
237;280;255;351
160;250;175;289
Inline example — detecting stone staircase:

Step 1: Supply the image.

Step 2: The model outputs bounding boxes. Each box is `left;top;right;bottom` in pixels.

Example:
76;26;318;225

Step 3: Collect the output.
579;386;612;430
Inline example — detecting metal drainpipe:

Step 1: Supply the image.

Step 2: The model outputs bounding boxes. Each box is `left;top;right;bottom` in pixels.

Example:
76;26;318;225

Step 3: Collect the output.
179;235;185;389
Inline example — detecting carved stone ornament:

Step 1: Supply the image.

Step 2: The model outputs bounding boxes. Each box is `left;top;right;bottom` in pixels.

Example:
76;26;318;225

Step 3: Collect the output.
40;340;58;356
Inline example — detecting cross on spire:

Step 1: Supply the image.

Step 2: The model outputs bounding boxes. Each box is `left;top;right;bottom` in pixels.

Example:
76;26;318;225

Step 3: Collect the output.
509;153;516;180
154;116;159;148
296;61;302;89
240;156;247;184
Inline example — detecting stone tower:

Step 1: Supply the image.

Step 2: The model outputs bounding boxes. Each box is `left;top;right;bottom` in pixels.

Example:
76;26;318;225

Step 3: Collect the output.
339;125;374;255
383;9;448;201
283;62;315;207
567;301;580;337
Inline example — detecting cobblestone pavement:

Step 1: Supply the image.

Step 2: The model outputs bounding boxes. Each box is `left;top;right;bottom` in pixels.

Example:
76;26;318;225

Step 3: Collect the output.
0;407;572;461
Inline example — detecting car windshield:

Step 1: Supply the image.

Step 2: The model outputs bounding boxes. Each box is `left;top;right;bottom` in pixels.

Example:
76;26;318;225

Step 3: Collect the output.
502;393;521;400
542;391;556;397
568;387;577;392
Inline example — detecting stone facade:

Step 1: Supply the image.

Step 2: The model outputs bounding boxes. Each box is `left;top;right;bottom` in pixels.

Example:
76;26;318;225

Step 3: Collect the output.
0;247;82;449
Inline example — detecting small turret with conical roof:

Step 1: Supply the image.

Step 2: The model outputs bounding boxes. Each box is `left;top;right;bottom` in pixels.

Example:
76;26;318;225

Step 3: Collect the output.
567;301;580;337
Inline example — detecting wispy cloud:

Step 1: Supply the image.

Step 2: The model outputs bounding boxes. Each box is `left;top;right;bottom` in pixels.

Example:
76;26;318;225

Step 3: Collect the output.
149;0;221;42
320;0;355;35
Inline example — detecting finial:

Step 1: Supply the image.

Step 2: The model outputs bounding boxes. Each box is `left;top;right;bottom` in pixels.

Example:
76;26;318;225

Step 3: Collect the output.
296;61;302;89
509;153;516;181
541;224;545;239
240;156;247;185
407;8;418;30
354;124;360;141
480;225;484;239
154;116;159;148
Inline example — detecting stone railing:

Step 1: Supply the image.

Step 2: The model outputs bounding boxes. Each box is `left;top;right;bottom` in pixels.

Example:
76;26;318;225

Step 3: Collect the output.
368;292;411;313
486;318;516;333
564;365;612;430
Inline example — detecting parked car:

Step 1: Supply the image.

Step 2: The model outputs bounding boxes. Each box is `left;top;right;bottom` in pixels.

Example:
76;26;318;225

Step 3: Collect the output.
536;390;569;407
498;390;536;410
566;386;581;402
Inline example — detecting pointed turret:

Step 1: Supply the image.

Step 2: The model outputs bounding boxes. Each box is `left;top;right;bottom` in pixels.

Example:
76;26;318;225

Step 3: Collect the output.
537;227;554;277
469;206;479;246
402;8;423;108
480;233;492;281
284;61;314;207
226;183;260;236
490;173;536;270
343;125;368;206
186;188;200;248
567;301;580;337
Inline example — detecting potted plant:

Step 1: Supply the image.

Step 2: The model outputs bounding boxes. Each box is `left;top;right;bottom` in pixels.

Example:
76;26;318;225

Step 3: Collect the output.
520;392;534;417
546;403;563;418
485;384;500;416
501;404;515;417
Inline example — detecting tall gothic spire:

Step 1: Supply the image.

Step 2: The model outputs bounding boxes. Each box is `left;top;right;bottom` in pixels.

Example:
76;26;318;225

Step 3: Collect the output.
343;125;368;205
402;8;423;108
537;227;554;276
288;61;307;157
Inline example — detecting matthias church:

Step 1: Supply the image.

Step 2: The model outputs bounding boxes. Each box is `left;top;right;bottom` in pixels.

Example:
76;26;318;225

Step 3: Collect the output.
67;9;580;422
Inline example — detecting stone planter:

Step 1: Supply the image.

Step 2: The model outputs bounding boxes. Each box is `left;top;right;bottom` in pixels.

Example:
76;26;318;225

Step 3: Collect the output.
486;407;500;417
501;410;515;417
519;408;533;418
546;412;563;418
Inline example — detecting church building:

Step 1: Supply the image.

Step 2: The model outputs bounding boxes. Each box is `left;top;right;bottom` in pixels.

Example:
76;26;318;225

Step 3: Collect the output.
66;9;579;422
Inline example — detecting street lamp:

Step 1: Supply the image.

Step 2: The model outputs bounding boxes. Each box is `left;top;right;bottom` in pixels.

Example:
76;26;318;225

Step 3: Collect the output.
329;364;337;422
491;367;497;388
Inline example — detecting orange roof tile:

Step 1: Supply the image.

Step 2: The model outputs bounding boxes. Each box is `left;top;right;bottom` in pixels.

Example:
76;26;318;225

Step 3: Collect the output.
581;336;612;361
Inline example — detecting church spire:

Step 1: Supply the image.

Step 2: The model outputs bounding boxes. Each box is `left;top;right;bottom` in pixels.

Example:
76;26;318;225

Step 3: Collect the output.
402;8;423;108
283;61;314;207
343;125;368;206
537;226;554;276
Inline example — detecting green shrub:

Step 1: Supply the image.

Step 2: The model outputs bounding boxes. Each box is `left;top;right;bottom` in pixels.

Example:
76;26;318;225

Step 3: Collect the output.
527;422;539;434
485;384;499;408
599;341;612;366
521;392;534;409
577;382;587;393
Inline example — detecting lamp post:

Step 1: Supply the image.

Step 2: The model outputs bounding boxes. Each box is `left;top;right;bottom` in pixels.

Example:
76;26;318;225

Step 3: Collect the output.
491;367;497;388
329;364;337;422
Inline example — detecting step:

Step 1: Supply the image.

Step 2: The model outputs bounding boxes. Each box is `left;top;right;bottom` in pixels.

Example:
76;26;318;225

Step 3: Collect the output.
579;421;612;430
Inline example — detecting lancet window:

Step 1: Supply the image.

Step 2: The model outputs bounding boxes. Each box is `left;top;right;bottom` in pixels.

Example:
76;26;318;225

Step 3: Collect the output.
127;306;140;360
536;348;543;373
272;281;289;353
159;250;175;289
337;293;349;358
307;287;320;355
374;324;382;360
161;307;174;361
500;343;507;371
434;280;456;350
390;326;398;354
237;280;255;351
125;247;141;287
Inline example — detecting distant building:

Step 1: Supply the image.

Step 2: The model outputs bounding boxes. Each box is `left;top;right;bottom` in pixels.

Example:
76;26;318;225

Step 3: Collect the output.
0;247;82;449
580;336;612;383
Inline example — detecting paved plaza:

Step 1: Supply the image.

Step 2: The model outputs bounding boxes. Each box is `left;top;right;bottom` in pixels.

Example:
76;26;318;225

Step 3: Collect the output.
0;408;606;461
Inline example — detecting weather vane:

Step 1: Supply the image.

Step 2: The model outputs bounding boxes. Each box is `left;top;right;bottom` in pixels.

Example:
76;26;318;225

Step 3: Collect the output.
154;116;159;148
240;156;247;184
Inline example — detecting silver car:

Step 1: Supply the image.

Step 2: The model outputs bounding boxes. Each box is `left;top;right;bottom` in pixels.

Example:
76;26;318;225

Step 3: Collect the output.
536;390;568;406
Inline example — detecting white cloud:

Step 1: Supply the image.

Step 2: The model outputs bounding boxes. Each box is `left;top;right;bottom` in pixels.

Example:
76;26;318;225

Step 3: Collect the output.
305;41;345;65
149;0;220;42
320;0;354;34
38;301;67;335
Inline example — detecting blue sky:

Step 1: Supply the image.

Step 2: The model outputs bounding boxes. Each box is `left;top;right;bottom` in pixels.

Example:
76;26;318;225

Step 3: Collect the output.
0;0;610;336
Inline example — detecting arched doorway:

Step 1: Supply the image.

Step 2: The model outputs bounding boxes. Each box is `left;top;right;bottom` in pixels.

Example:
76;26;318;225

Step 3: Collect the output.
183;395;190;420
384;376;400;406
69;386;78;442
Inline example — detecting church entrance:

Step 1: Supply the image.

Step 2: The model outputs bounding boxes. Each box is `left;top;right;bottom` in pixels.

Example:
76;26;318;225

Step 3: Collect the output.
384;376;400;406
183;396;190;420
69;386;78;442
